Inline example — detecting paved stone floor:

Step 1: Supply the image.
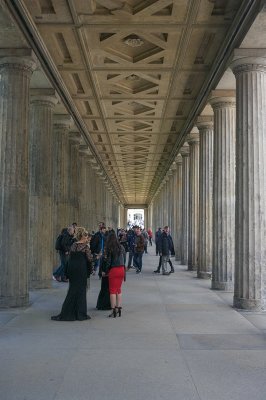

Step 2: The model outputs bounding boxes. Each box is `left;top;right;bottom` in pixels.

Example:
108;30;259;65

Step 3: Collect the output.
1;247;266;400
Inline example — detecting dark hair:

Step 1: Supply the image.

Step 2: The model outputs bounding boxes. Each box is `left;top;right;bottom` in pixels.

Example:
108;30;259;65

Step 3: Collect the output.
105;232;122;258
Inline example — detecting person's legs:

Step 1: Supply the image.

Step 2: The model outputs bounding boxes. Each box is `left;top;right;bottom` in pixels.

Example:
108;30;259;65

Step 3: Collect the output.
138;252;143;271
117;293;122;307
162;255;170;275
127;250;133;268
133;252;140;271
134;252;143;273
110;293;116;308
168;258;175;273
144;243;148;254
93;257;100;273
154;255;162;273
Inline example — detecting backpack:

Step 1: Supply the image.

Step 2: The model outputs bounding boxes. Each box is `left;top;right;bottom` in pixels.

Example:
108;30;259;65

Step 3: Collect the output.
55;234;64;251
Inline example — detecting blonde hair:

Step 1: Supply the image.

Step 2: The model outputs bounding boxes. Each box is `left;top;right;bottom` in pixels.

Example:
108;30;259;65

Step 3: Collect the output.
75;227;89;241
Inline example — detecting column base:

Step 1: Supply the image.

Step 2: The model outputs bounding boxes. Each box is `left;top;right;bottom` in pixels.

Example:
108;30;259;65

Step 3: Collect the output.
233;296;266;311
30;279;52;290
188;264;197;272
212;280;233;291
0;294;29;308
198;271;212;279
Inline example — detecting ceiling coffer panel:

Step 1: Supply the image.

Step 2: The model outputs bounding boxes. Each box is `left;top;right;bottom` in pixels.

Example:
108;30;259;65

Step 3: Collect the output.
19;0;252;204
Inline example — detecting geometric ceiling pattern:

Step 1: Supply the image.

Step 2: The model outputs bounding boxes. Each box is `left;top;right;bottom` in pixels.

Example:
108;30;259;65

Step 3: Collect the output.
8;0;252;204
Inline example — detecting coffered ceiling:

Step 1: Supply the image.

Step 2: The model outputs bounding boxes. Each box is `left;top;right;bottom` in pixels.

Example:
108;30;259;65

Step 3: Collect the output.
1;0;263;206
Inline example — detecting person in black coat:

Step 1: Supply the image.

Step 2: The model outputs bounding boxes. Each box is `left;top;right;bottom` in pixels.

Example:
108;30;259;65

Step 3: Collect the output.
157;226;175;275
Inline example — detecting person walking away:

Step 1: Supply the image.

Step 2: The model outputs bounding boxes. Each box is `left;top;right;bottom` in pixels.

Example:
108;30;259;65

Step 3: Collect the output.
155;227;162;256
133;226;145;274
142;228;149;254
101;232;126;318
126;228;134;269
157;226;175;275
147;228;153;246
51;228;93;321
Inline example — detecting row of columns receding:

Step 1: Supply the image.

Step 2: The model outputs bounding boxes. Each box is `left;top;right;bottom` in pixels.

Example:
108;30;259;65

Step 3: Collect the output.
0;53;122;307
150;50;266;311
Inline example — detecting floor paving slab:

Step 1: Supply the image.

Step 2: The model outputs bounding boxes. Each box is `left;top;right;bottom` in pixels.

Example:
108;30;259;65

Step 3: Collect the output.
1;246;266;400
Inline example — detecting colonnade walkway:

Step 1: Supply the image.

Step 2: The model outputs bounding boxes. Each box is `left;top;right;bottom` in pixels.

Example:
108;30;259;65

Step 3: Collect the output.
1;247;266;400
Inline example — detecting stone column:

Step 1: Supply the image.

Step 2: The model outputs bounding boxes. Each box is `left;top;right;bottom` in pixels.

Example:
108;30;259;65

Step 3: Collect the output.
175;154;183;262
29;90;58;289
68;131;82;224
163;178;168;225
53;115;73;239
144;208;148;229
180;144;190;266
197;116;214;279
209;91;236;291
168;171;174;232
170;162;177;247
231;50;266;310
187;130;200;271
0;55;36;307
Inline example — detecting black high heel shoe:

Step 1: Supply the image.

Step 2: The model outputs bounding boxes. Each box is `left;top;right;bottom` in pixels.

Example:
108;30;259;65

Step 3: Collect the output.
108;308;117;318
116;307;122;317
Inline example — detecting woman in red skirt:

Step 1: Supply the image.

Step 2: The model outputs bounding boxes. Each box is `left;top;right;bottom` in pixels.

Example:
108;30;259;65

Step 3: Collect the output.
102;232;126;318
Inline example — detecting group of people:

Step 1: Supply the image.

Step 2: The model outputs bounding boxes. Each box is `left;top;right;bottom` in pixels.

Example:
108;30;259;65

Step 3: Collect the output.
51;223;175;322
51;223;126;321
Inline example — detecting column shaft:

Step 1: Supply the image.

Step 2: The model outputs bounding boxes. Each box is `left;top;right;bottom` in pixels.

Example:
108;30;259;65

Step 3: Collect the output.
53;116;72;239
29;95;57;289
210;93;236;291
232;55;266;310
0;57;35;306
187;133;200;271
197;118;214;279
175;155;183;261
180;145;190;266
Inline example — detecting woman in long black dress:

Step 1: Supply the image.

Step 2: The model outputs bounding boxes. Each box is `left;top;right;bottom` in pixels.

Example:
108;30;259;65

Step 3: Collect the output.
51;227;93;321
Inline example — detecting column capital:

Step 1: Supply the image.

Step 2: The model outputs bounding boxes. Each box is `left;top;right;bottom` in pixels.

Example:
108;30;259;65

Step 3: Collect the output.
175;154;183;165
69;131;82;144
186;128;200;145
30;89;59;107
171;161;177;171
196;115;213;131
230;48;266;74
0;53;37;74
30;88;59;103
53;114;73;130
179;144;190;157
209;90;236;109
79;144;93;155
